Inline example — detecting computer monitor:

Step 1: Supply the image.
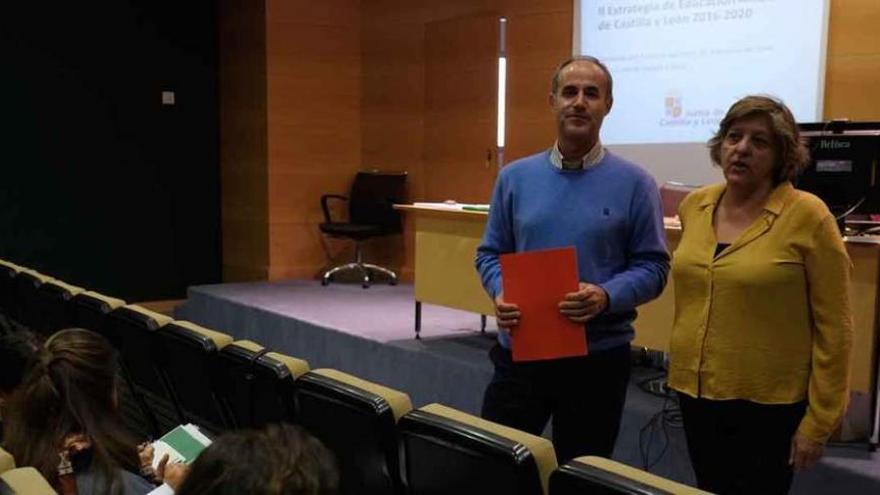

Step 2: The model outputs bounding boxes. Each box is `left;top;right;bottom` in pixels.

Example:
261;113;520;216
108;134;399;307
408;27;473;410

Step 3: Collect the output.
796;122;880;220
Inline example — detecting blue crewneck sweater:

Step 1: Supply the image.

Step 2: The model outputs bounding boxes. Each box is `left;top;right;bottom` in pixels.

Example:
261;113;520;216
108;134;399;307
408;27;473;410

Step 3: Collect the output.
476;150;670;352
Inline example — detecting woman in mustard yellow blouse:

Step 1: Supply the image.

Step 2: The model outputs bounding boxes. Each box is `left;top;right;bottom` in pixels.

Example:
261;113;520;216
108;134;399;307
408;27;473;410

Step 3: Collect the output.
668;95;853;494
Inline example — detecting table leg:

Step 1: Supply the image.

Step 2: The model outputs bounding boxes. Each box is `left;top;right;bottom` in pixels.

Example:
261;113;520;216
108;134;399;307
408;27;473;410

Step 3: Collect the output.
415;300;422;340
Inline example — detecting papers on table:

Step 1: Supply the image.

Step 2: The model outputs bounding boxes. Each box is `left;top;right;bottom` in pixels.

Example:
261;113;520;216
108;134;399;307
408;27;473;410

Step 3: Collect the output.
413;201;490;212
663;216;681;230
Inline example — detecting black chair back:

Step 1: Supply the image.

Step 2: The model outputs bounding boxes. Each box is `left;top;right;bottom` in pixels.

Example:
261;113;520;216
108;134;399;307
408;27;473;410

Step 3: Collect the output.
12;270;50;330
70;291;126;346
106;305;180;435
294;369;411;495
348;171;407;234
156;321;233;432
549;456;708;495
33;280;82;337
247;351;306;427
398;403;556;495
107;305;173;397
0;261;19;323
213;340;268;429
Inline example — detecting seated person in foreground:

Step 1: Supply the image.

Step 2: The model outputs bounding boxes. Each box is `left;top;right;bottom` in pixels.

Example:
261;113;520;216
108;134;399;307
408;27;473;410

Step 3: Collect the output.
3;328;158;494
167;423;338;495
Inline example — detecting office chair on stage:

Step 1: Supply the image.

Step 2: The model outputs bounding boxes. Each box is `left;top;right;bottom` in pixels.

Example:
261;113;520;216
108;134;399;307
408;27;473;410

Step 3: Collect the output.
319;170;407;288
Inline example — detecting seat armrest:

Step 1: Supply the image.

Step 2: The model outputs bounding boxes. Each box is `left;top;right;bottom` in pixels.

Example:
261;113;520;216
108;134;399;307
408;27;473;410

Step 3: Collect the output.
320;194;348;223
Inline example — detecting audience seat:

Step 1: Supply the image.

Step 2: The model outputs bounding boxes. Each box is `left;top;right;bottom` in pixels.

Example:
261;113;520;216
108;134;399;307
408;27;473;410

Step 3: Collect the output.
248;350;309;427
214;340;309;429
156;320;234;432
0;447;14;474
32;279;84;337
549;456;709;495
107;304;177;435
107;304;174;397
70;290;126;346
295;368;411;495
0;467;56;495
0;260;20;323
11;269;53;330
214;339;269;429
398;403;557;495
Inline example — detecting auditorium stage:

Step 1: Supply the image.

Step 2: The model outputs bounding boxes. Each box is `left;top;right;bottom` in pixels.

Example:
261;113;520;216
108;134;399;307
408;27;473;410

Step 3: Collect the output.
176;280;879;493
177;280;498;414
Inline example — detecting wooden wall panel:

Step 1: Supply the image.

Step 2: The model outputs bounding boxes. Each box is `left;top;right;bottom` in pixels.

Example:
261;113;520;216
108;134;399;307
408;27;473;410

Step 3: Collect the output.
222;218;270;281
424;14;498;204
362;9;425;281
219;0;268;281
505;10;571;162
824;55;880;121
824;0;880;120
361;20;425;184
362;0;572;281
826;0;880;56
223;0;878;283
265;0;362;280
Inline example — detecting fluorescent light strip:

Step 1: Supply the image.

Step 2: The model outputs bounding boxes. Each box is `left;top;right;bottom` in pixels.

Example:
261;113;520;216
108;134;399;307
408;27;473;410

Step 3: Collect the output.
496;56;507;149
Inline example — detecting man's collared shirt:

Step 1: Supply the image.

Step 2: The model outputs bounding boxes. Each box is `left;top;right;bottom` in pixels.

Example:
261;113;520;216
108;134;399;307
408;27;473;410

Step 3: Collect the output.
549;140;605;170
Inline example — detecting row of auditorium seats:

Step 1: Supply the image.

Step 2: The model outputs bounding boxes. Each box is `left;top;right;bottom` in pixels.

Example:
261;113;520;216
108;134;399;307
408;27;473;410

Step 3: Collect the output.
0;258;708;494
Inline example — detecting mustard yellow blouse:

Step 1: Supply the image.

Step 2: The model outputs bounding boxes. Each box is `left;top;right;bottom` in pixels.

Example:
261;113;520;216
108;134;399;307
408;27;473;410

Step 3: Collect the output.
667;182;853;443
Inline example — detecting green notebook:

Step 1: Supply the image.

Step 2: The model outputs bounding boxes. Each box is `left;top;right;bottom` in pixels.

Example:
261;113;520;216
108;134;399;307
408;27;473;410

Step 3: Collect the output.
151;424;212;468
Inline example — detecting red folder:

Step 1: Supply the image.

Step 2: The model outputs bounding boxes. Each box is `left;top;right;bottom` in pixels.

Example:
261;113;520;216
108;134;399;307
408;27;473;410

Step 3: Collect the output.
500;246;588;362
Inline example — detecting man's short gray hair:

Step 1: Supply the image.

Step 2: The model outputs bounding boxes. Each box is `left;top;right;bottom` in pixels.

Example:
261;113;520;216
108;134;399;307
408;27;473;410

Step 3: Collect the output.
550;56;614;101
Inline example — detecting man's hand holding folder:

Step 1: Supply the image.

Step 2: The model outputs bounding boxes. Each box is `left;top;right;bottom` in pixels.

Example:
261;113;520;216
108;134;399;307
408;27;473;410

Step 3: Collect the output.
495;281;608;330
499;246;603;362
558;282;608;323
493;295;521;329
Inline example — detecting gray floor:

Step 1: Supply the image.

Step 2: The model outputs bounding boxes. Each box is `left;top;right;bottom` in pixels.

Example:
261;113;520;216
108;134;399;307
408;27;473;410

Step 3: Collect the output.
177;279;880;494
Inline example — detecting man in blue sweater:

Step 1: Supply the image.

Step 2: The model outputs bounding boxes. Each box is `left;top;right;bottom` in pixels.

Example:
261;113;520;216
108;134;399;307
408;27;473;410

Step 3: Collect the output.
475;56;670;463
